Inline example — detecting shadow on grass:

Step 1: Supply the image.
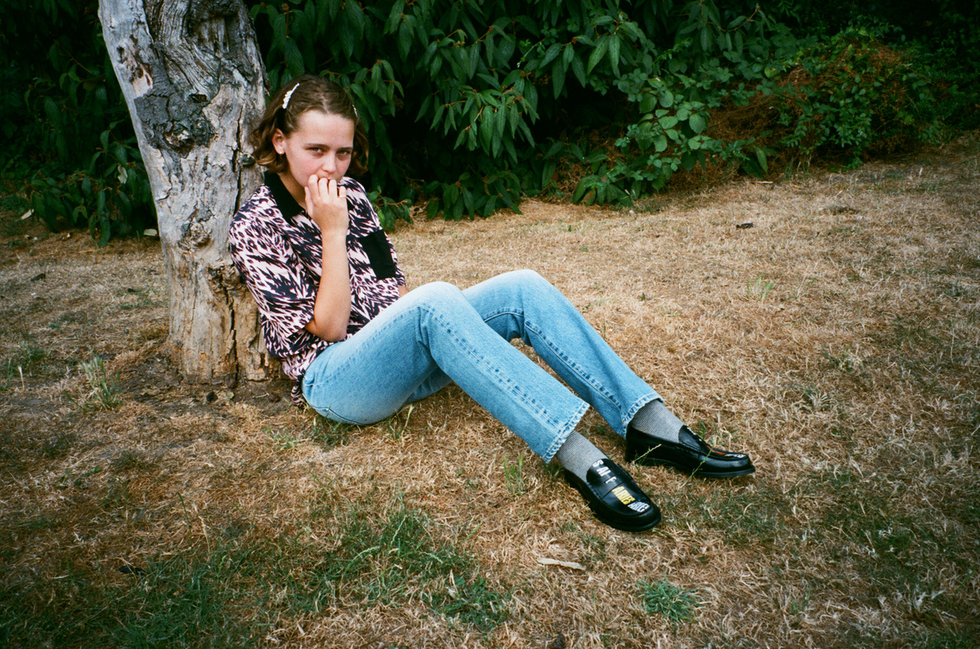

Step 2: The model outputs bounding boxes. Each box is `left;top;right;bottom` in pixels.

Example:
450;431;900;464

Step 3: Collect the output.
0;495;509;647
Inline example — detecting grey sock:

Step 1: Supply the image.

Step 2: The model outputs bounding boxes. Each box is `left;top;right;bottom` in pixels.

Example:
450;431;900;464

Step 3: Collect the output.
629;399;684;444
554;431;607;480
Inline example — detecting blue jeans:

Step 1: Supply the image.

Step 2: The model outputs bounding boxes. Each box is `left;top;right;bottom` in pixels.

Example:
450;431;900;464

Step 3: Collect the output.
302;270;660;462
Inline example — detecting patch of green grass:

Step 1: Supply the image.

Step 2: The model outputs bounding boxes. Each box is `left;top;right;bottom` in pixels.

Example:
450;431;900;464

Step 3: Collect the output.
0;549;260;648
1;496;509;648
109;449;154;472
791;277;818;300
426;575;508;630
49;310;91;329
666;487;790;548
1;336;48;390
911;630;980;649
306;493;510;629
41;432;75;458
830;626;980;649
384;404;414;440
637;578;700;626
267;428;302;450
792;465;978;610
821;344;864;373
116;287;161;311
77;355;121;410
576;531;608;565
891;317;940;350
309;414;354;448
503;453;527;496
12;338;47;370
747;276;776;301
941;279;973;300
11;514;59;533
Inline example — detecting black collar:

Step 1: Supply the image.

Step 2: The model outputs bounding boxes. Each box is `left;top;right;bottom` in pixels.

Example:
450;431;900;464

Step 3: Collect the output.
264;171;304;219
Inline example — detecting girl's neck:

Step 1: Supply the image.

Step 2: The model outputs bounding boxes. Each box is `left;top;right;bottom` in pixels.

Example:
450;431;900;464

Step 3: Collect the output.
278;172;307;209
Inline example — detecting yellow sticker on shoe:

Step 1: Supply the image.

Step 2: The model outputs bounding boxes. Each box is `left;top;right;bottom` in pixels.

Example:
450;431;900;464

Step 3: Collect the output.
612;486;635;505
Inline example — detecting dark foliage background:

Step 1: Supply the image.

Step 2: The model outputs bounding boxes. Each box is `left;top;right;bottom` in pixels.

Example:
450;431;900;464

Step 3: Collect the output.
1;0;977;238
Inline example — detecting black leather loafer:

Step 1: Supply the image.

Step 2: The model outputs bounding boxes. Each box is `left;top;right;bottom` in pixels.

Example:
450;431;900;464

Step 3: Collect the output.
626;425;756;478
564;458;662;532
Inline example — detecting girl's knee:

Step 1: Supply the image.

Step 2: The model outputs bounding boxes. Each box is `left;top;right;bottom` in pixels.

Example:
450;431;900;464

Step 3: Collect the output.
510;269;560;297
405;281;470;314
411;281;465;302
498;268;550;291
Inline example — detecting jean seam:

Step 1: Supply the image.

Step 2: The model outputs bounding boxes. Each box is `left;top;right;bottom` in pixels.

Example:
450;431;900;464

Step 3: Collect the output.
482;307;634;432
524;317;625;413
424;305;571;432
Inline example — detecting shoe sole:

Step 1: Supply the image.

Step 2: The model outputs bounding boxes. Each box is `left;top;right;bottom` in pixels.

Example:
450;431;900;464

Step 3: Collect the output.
628;452;757;479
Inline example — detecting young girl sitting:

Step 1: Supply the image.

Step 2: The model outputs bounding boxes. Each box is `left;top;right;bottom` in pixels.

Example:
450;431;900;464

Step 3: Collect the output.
229;75;755;532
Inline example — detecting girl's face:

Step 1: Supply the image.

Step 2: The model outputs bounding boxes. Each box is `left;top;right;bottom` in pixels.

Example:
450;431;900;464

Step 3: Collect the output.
273;109;355;197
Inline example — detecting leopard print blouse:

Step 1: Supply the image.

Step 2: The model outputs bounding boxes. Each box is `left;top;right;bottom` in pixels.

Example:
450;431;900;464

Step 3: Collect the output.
229;172;406;404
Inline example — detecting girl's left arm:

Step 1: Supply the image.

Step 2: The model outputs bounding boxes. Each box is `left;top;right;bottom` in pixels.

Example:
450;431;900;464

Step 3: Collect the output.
303;176;353;341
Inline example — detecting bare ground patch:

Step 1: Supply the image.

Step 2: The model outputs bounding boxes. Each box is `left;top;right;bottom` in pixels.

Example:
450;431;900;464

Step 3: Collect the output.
2;133;979;648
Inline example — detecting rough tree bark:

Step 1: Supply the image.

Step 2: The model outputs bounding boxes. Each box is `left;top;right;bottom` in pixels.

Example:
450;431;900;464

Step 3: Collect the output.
99;0;273;383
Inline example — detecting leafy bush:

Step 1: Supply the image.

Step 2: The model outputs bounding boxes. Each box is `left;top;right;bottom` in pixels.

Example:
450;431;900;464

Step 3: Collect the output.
2;0;974;241
1;0;155;242
249;0;794;213
767;24;947;168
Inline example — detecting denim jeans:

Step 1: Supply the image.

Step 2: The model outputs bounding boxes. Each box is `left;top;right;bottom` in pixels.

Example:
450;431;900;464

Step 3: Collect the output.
302;269;660;462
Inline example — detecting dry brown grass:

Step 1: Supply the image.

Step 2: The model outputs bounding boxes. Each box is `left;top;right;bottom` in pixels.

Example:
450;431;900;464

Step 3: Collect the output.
2;132;979;648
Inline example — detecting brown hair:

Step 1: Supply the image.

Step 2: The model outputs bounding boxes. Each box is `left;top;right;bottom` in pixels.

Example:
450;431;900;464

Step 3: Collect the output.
248;74;369;176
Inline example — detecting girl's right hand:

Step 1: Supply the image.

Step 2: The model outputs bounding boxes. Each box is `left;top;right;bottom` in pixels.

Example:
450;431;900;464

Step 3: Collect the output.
305;175;349;237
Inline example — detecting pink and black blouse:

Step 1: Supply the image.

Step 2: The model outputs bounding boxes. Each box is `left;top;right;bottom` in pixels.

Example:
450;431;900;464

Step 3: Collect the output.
229;172;406;404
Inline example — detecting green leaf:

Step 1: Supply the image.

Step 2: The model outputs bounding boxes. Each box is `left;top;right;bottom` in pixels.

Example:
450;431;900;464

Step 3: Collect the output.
43;97;62;128
689;112;707;134
570;56;587;88
700;27;712;53
339;21;356;57
497;35;516;66
553;55;568;99
586;36;609;75
638;93;656;113
755;147;768;174
608;35;621;77
539;43;561;70
109;143;128;163
398;21;412;60
468;45;480;78
384;0;405;33
345;0;365;36
284;39;305;76
427;200;441;219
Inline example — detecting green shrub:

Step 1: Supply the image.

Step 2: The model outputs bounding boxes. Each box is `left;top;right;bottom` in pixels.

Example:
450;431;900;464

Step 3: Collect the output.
768;24;947;168
250;0;792;212
3;0;974;241
1;0;154;242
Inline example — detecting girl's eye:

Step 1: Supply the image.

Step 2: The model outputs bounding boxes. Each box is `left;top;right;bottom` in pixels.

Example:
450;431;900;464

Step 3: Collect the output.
338;150;352;159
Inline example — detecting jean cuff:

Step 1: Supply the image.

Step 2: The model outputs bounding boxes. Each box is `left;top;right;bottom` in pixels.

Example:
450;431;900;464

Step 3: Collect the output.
541;402;590;463
620;392;662;438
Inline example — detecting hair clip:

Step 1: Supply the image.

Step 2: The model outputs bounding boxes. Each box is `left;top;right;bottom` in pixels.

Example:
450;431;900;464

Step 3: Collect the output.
282;83;299;111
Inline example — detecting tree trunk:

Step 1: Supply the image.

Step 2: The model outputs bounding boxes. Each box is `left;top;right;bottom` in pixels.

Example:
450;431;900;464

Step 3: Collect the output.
99;0;273;384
